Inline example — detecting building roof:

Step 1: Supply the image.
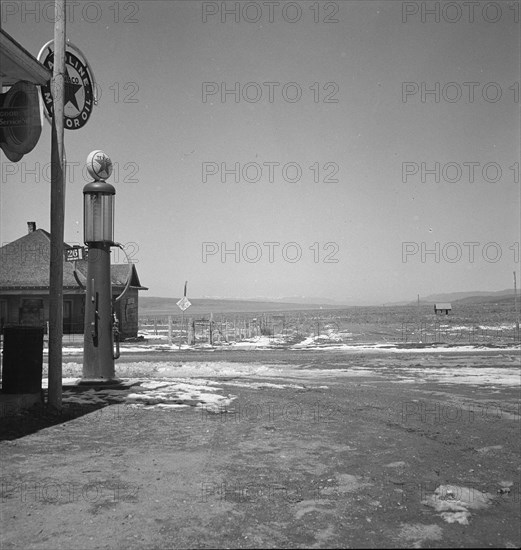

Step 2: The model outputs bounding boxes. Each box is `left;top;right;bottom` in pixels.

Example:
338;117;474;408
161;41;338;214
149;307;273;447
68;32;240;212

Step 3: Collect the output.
0;29;51;86
434;303;452;309
0;228;147;291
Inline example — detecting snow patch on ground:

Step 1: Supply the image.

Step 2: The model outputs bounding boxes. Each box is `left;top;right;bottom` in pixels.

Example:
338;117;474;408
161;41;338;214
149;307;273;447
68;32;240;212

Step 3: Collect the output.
59;361;379;382
422;485;495;525
49;378;238;412
42;371;308;412
389;366;520;386
125;380;235;412
49;335;521;356
46;358;520;390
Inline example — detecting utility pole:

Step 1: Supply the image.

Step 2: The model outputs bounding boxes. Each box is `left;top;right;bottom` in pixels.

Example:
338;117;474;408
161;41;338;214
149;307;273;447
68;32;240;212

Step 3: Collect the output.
417;294;421;342
515;271;519;341
48;0;66;409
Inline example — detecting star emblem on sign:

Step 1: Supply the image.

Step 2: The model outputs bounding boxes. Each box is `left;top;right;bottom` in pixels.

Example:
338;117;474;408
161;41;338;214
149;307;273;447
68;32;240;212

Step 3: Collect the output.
94;154;111;175
38;46;95;130
64;68;82;111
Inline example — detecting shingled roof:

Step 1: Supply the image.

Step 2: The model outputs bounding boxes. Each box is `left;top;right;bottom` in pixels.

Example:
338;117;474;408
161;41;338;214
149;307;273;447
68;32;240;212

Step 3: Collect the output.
0;228;147;290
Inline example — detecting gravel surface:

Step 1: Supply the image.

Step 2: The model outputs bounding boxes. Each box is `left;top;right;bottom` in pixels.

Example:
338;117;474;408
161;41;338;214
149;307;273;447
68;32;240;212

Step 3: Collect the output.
1;349;519;548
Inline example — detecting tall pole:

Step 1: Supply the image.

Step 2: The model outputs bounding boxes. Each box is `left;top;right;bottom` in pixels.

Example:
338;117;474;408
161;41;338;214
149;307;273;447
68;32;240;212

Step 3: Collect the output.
48;0;66;409
514;271;519;341
417;294;421;342
180;281;187;347
181;311;184;348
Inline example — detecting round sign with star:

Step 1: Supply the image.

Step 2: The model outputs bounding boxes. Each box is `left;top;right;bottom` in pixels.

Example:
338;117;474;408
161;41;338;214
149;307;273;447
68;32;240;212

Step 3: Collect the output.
39;45;95;130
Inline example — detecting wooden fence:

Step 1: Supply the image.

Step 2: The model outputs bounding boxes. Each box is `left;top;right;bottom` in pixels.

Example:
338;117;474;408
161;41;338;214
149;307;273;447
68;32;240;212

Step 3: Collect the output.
137;313;342;345
137;312;520;345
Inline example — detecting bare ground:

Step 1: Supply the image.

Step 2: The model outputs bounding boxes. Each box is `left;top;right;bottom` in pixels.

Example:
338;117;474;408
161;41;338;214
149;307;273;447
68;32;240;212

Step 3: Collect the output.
1;349;520;549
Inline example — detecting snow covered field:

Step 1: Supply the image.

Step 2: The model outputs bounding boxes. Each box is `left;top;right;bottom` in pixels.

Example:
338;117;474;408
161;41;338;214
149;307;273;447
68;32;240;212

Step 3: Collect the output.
51;333;521;356
40;343;520;415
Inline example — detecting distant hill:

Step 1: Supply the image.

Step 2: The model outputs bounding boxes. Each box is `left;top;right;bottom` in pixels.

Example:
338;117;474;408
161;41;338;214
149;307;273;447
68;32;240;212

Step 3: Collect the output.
242;296;344;305
452;293;518;305
421;289;515;303
140;290;519;315
139;297;348;316
383;289;517;307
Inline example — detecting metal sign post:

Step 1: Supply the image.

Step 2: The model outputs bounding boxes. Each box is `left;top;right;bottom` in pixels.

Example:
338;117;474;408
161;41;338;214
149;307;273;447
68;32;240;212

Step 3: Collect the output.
176;281;191;347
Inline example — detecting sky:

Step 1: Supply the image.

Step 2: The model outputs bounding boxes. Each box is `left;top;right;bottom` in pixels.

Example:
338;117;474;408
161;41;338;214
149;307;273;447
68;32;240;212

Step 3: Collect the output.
0;0;519;305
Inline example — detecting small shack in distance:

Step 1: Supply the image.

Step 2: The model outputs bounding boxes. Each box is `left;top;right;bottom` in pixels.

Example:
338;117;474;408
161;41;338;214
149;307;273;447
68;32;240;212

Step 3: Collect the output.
434;303;452;315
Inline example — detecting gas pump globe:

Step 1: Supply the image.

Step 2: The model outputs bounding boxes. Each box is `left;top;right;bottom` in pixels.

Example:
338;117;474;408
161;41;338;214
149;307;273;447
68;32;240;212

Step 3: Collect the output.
83;149;115;243
81;150;119;384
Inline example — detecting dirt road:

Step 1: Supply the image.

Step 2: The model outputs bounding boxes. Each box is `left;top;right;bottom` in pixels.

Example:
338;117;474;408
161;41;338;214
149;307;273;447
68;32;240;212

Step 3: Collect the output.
1;349;519;548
